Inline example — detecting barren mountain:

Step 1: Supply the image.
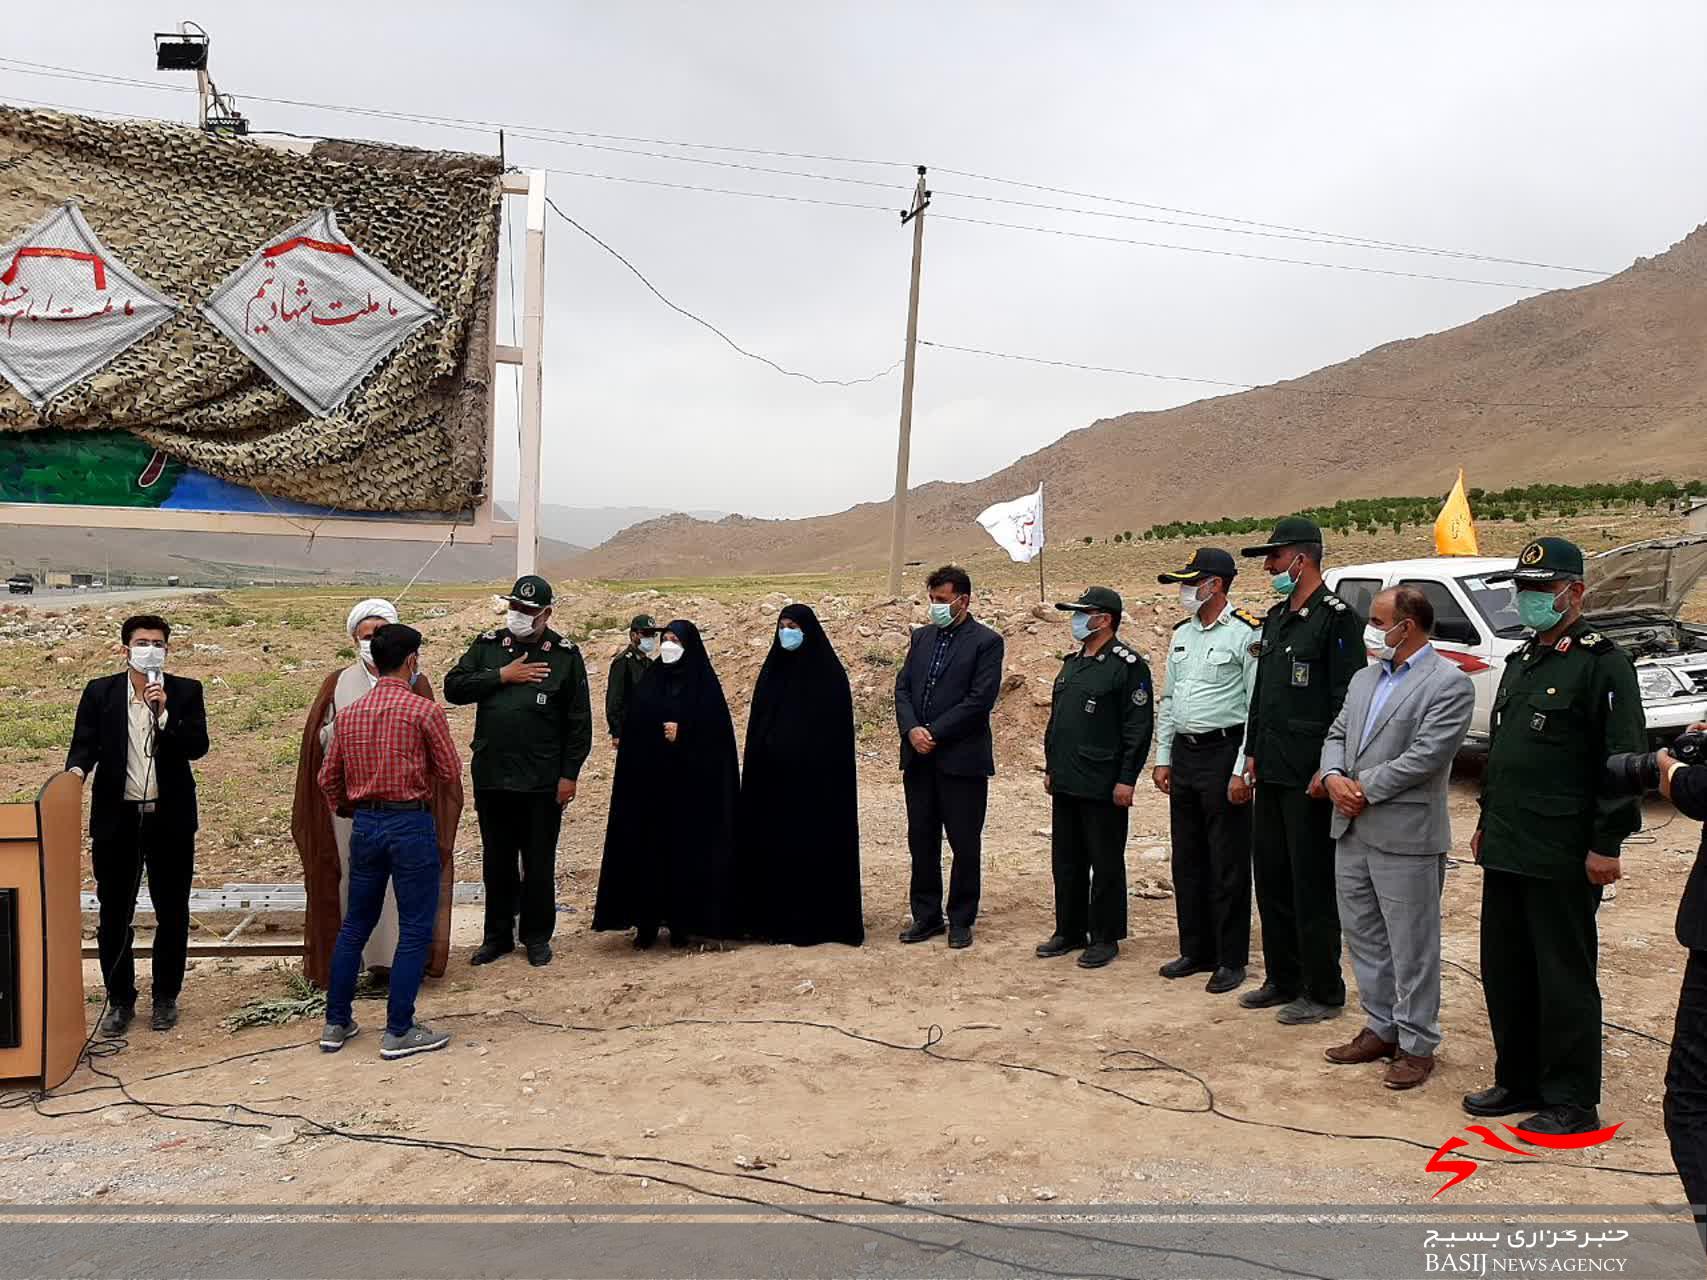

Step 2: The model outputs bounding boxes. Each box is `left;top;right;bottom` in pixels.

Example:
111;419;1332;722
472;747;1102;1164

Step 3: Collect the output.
566;221;1707;580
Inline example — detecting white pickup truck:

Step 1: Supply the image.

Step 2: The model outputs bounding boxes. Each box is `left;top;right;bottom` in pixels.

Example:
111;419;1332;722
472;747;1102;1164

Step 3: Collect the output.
1325;535;1707;748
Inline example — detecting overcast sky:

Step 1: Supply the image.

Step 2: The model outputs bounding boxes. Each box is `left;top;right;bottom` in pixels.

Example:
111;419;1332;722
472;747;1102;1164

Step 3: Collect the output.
9;2;1707;519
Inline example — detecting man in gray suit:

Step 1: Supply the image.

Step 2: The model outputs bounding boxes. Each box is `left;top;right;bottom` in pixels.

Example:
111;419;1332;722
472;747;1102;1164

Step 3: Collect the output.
1313;586;1474;1091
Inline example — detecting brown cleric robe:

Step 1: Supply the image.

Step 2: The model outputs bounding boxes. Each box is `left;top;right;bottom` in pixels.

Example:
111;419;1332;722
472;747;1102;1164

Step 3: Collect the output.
290;667;463;988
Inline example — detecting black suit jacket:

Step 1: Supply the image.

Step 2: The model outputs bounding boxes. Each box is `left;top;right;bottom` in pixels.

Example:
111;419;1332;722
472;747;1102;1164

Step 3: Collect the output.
1674;765;1707;950
894;617;1004;778
66;671;209;842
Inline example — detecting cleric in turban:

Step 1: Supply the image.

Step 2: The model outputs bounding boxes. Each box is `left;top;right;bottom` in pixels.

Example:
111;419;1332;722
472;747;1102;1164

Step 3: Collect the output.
291;599;463;988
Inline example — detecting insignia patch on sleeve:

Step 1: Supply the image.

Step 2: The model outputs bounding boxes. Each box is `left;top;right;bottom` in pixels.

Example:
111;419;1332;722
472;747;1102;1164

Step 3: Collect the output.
1132;686;1150;707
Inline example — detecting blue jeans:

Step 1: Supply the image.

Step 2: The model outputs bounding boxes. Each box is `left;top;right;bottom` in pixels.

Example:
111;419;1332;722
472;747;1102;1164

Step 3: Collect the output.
326;809;440;1037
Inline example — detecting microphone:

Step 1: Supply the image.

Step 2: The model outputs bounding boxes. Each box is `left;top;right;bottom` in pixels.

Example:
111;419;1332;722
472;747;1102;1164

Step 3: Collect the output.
146;669;163;689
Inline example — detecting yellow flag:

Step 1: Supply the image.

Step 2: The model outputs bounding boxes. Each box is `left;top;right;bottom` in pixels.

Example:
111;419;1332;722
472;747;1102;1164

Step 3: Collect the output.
1435;470;1481;556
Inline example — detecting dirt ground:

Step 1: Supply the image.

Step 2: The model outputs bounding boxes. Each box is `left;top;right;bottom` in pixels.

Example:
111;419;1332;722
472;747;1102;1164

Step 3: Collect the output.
0;517;1701;1213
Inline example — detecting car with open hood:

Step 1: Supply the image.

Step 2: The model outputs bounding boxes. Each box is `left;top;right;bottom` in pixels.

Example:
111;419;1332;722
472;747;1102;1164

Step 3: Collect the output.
1324;535;1707;748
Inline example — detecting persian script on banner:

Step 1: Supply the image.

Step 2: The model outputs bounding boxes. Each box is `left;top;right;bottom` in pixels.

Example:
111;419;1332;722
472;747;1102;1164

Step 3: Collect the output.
975;484;1046;564
202;209;439;418
0;203;179;406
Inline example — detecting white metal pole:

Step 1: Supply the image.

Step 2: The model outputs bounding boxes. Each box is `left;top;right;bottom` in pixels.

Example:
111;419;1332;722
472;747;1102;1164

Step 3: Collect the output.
517;169;547;579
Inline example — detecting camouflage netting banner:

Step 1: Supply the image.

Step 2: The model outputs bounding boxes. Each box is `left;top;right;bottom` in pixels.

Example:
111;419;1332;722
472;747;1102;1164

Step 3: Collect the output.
0;107;502;514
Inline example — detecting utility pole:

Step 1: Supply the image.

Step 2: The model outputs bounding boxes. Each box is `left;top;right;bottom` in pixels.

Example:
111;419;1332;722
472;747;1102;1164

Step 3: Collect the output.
188;21;209;129
885;166;930;599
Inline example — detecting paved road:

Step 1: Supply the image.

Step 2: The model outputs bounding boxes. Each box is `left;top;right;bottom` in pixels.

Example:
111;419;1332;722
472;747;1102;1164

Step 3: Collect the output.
3;586;206;613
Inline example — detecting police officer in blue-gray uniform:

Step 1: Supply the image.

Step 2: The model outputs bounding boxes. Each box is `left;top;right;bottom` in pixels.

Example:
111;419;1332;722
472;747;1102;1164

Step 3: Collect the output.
1152;548;1262;994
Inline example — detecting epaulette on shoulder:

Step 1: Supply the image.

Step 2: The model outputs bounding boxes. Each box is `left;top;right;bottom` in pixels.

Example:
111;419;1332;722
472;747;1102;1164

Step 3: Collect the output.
1231;607;1264;630
1111;642;1139;665
1580;631;1615;652
1323;593;1348;612
1506;642;1529;663
481;629;500;641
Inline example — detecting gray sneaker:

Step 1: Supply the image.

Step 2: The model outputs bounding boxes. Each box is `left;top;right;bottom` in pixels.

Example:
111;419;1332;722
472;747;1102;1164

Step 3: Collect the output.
319;1019;359;1052
380;1022;451;1060
1276;998;1344;1026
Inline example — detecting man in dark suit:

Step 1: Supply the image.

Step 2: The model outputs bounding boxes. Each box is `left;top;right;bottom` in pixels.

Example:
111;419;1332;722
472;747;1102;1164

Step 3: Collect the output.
894;565;1005;949
66;614;209;1037
1659;727;1707;1254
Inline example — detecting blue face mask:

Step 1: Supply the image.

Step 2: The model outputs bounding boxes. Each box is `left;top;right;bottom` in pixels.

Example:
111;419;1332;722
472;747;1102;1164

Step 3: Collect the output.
1070;611;1095;642
639;635;657;655
778;627;804;652
1271;555;1303;597
929;600;957;628
1517;587;1568;632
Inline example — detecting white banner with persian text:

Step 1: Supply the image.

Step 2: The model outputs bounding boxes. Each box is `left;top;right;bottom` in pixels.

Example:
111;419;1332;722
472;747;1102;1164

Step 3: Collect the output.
975;483;1046;563
202;208;439;418
0;203;179;406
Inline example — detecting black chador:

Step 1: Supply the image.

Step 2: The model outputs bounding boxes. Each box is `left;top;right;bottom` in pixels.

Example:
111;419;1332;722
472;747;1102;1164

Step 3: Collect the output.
737;605;864;946
593;620;740;946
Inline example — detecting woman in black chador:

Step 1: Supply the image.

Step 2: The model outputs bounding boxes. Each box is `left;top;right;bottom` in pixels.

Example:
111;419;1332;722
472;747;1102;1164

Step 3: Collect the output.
593;620;740;948
736;604;864;946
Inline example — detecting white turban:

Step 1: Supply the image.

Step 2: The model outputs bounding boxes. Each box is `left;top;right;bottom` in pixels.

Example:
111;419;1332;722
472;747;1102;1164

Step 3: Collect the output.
347;598;399;637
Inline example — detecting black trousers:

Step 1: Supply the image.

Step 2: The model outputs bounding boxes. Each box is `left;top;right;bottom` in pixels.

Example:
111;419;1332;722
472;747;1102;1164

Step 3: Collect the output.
1168;734;1252;968
1666;948;1707;1255
1251;782;1344;1004
475;790;564;947
1480;868;1602;1107
92;808;193;1009
1051;793;1129;945
903;763;987;930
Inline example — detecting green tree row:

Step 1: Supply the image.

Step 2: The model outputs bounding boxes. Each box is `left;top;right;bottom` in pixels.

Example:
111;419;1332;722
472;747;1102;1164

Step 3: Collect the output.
1135;479;1707;542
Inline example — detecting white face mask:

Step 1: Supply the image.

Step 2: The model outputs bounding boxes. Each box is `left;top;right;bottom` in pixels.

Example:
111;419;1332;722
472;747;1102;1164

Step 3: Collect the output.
506;610;540;639
1179;583;1206;614
358;639;375;668
658;639;685;665
128;644;166;675
1364;621;1404;662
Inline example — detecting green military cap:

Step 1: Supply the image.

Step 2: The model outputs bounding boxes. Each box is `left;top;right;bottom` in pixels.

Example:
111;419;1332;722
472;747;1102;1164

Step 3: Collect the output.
505;574;554;607
1240;515;1324;557
1054;585;1123;616
1486;536;1585;585
628;614;658;633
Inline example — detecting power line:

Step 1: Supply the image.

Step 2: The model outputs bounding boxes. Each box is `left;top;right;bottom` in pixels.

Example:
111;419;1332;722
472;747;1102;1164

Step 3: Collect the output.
934;165;1613;275
918;340;1706;412
544;196;902;387
932;213;1565;290
0;56;1614;277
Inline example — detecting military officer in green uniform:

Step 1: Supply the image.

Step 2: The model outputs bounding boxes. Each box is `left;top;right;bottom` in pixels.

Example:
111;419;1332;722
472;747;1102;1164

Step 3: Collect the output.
1465;536;1645;1135
444;575;592;969
1038;587;1155;970
605;614;658;746
1240;516;1367;1024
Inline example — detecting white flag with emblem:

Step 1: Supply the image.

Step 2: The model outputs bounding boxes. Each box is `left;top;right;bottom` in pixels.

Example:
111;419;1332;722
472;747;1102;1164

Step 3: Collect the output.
975;484;1045;564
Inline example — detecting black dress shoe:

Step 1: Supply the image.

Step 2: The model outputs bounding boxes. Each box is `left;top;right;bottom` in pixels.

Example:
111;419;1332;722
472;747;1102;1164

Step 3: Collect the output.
97;1004;134;1038
633;925;659;950
900;919;948;944
1205;966;1247;994
1516;1105;1603;1136
1159;956;1213;980
471;941;513;966
150;1000;179;1032
1077;942;1118;969
1238;981;1297;1009
1036;934;1085;958
1462;1084;1543;1117
526;942;552;967
947;926;974;950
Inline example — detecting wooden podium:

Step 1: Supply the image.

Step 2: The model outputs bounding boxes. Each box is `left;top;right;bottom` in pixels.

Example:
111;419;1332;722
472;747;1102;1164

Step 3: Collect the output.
0;771;85;1089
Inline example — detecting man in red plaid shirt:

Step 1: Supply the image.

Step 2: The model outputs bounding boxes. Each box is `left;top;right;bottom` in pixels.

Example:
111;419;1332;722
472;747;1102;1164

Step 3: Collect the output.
318;624;462;1059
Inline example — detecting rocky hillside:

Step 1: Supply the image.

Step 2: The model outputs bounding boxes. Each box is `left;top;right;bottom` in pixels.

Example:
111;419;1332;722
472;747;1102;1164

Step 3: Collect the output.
566;220;1707;579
